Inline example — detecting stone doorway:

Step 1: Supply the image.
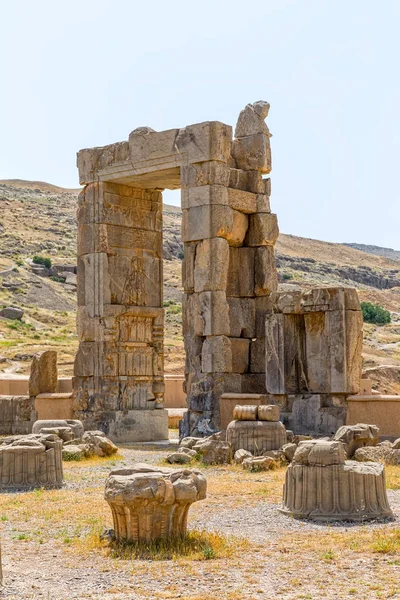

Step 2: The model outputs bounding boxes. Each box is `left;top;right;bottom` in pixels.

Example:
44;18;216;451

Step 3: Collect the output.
73;104;277;441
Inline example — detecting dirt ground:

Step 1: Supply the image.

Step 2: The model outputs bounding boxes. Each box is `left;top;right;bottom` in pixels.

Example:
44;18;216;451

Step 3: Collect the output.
1;445;400;600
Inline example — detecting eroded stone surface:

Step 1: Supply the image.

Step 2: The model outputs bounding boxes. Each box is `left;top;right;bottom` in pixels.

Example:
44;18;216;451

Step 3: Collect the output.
104;465;207;541
281;440;393;521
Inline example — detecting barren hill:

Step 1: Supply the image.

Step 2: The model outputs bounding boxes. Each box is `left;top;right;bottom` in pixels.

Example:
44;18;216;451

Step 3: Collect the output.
0;180;399;391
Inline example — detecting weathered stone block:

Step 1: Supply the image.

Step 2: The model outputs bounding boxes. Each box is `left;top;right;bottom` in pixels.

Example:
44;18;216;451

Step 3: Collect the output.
227;188;257;214
77;253;111;316
246;213;279;246
334;423;379;458
250;337;265;373
232;133;272;173
180;161;230;188
77;142;129;185
194;238;229;292
198;291;230;336
226;420;287;454
234;101;270;138
105;465;206;541
255;246;278;295
108;251;162;307
281;441;392;521
201;336;232;373
227;298;255;338
226;247;255;297
181;185;228;209
256;194;271;213
231;338;250;374
181;205;233;243
265;313;285;394
182;242;196;293
29;351;58;397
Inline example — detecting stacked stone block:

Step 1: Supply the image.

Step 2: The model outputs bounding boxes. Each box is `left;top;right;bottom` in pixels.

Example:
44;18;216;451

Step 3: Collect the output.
73;178;167;440
182;102;279;436
264;287;363;435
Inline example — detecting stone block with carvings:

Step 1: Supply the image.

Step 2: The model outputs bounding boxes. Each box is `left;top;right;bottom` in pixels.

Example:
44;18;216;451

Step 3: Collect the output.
104;465;206;541
280;440;392;521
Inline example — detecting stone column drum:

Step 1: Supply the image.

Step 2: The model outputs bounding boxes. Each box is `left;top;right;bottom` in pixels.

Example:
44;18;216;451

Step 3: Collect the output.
104;465;207;541
226;404;286;454
280;440;393;520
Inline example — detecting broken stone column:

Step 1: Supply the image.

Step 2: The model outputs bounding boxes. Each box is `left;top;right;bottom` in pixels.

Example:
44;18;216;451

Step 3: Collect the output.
0;434;63;489
226;404;286;454
280;440;392;520
181;102;278;437
104;464;207;541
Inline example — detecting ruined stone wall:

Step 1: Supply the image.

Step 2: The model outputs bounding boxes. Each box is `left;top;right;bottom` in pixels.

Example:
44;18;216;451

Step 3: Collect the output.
181;102;279;436
73;182;165;435
264;287;363;435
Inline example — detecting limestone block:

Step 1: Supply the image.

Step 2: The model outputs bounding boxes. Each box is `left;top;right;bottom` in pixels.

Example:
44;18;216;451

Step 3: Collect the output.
227;188;257;214
82;431;118;457
201;336;232;373
29;351;58;397
180;161;230;188
234;449;252;464
255;296;274;337
281;443;393;521
175;122;233;164
77;253;111;316
265;313;285;394
241;374;267;395
242;456;275;471
182;294;203;337
227;247;255;297
258;405;280;422
354;446;400;465
282;442;297;462
263;178;271;196
0;434;63;489
232;133;272;174
250;337;265;374
255;247;278;295
246;213;279;246
333;423;379;458
192;438;232;465
182;205;232;243
345;310;363;394
256;194;271;213
234;101;271;138
32;419;84;439
105;464;207;541
227;298;255;338
301;287;361;313
181;185;228;209
182;243;197;293
229;169;265;193
186;372;242;414
201;337;249;374
226;420;287;454
194;238;229;292
77;142;129;184
180;437;202;449
166;451;192;464
108;251;162;307
199;291;230;336
231;338;251;374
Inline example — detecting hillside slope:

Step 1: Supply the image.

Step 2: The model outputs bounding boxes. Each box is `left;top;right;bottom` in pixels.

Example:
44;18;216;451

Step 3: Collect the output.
0;180;399;391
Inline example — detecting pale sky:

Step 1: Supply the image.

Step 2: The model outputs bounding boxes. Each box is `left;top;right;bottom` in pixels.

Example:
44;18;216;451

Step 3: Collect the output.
1;0;399;250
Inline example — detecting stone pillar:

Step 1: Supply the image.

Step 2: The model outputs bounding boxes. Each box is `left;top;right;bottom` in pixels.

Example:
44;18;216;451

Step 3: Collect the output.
73;181;168;441
181;102;279;436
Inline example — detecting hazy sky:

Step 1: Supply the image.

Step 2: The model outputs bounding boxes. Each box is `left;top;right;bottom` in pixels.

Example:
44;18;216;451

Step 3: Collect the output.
1;0;399;249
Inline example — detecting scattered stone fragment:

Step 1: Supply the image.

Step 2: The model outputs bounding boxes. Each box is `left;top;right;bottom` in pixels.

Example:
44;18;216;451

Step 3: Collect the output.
82;431;118;457
281;443;297;462
167;452;193;464
180;437;202;449
333;423;379;458
234;449;252;464
62;445;85;461
242;456;275;471
193;438;232;465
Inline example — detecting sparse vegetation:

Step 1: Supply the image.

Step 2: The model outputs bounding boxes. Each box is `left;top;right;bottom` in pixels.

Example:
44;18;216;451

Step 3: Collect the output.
32;255;52;269
361;301;391;325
